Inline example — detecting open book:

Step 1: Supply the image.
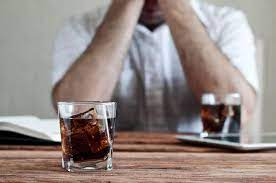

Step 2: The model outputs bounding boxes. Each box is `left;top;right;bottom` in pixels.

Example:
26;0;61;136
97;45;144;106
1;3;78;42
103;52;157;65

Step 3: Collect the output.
0;116;61;144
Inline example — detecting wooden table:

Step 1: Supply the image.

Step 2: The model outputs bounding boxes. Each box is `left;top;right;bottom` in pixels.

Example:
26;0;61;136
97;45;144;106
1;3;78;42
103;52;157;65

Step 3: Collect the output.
1;132;276;182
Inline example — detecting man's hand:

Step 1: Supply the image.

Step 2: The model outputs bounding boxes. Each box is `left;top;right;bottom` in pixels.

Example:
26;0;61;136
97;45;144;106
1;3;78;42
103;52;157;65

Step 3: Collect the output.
158;0;257;122
52;0;144;108
158;0;190;10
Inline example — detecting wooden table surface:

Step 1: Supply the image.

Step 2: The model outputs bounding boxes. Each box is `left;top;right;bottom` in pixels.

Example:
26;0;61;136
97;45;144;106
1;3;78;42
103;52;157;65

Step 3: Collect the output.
0;132;276;183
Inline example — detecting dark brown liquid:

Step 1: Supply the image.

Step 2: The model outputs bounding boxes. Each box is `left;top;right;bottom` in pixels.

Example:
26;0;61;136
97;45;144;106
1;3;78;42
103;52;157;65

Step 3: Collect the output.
60;111;115;163
201;104;240;133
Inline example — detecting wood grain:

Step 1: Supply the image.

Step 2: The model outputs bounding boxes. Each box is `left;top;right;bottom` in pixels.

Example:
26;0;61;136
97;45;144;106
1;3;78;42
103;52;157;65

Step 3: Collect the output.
0;132;224;152
0;133;276;183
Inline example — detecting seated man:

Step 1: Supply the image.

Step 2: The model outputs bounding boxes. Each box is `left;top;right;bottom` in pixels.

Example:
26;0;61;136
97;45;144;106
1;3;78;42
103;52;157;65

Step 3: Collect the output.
52;0;258;133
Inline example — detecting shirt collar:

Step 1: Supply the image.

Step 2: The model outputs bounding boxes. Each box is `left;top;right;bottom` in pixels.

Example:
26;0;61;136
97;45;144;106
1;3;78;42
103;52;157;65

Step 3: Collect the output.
135;23;169;38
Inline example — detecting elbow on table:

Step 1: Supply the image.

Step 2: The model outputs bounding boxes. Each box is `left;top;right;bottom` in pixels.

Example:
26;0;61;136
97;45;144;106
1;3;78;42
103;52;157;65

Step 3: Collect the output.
242;91;257;123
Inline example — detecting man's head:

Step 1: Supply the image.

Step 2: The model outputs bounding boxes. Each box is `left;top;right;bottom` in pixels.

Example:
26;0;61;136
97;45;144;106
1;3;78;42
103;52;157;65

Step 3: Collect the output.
139;0;165;30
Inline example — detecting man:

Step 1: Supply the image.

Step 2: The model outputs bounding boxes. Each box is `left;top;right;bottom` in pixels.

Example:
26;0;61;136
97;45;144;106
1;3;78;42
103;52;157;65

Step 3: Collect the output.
52;0;258;133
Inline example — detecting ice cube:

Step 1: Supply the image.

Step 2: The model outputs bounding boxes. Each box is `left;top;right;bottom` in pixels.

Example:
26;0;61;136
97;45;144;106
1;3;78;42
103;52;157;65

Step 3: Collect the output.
71;107;95;119
84;121;109;153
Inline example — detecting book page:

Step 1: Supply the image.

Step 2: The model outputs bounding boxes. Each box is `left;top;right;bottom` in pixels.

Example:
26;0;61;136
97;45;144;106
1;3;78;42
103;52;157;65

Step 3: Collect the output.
40;119;61;142
0;116;61;142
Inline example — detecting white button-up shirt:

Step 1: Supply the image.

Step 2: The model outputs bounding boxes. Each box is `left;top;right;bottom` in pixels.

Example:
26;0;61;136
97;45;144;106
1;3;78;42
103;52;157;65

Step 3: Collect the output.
53;0;258;133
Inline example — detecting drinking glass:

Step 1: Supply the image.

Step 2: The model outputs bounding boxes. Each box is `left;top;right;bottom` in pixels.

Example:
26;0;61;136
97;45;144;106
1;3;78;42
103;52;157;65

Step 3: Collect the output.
58;101;116;172
200;93;241;137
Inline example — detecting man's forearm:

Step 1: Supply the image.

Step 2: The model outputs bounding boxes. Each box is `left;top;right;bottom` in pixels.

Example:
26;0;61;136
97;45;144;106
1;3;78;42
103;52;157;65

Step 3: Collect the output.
159;0;256;121
53;0;144;104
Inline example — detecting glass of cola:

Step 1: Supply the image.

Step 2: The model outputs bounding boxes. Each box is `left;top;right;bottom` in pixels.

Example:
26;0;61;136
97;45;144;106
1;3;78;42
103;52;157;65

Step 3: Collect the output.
201;93;241;137
58;101;116;172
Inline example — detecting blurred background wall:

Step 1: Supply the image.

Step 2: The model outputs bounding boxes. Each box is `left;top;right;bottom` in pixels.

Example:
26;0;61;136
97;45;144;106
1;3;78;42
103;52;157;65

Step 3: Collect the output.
0;0;275;131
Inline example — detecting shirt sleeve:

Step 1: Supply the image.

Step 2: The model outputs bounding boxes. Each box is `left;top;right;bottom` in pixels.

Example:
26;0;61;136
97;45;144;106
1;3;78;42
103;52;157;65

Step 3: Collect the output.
52;17;94;86
217;10;259;92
